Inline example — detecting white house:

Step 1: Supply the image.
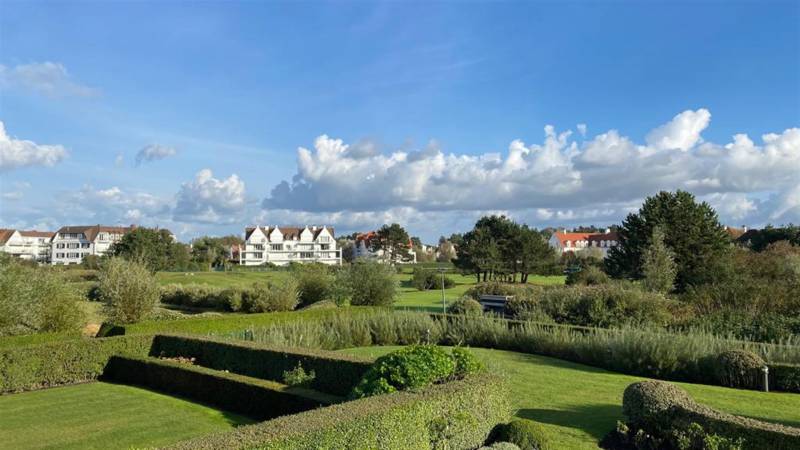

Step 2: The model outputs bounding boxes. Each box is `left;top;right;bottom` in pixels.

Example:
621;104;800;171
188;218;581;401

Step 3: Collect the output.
549;230;619;258
239;225;341;266
0;229;54;262
354;231;417;264
51;225;134;265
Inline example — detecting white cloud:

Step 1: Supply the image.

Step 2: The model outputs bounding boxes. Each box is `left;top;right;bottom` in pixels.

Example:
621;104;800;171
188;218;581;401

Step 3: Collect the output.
0;62;98;97
263;109;800;228
1;191;23;201
135;144;177;166
114;152;125;167
174;169;246;223
0;121;67;171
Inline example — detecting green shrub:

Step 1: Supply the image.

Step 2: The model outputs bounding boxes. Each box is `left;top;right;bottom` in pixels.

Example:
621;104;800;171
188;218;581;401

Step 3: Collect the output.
607;420;744;450
451;346;482;378
412;267;455;291
220;287;243;312
769;363;800;393
448;297;484;316
350;345;456;398
712;350;765;389
167;372;511;450
495;418;551;450
103;355;334;420
98;257;160;323
282;362;316;387
291;263;334;306
339;260;397;306
565;266;610;286
480;443;521;450
241;279;299;313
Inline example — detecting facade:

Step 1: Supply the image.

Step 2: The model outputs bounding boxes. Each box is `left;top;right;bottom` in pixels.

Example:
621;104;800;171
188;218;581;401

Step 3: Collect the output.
549;230;619;257
0;229;54;262
51;225;134;265
239;225;341;266
354;231;417;264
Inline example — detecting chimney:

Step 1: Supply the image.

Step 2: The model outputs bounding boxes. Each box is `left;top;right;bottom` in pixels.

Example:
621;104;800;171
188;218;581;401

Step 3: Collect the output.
742;225;748;232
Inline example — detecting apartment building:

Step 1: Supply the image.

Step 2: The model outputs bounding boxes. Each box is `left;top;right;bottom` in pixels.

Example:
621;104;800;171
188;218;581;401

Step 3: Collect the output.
51;225;134;265
240;225;341;266
353;231;417;264
548;229;619;257
0;229;54;262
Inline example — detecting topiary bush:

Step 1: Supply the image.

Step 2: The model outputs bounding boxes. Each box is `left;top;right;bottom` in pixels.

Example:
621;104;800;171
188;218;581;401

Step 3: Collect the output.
622;380;696;425
448;297;484;316
713;350;765;389
494;418;551;450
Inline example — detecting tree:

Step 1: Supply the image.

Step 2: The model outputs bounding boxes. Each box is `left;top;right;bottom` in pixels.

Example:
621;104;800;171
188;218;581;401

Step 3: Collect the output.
191;236;239;270
605;190;730;291
337;260;397;306
97;257;160;323
641;226;677;293
370;223;411;264
338;238;356;263
515;225;557;283
109;227;190;271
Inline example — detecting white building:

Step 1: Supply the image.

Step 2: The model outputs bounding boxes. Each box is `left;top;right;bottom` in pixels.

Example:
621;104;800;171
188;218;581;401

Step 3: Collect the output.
239;225;341;266
0;229;54;262
51;225;134;265
354;231;417;264
548;230;619;258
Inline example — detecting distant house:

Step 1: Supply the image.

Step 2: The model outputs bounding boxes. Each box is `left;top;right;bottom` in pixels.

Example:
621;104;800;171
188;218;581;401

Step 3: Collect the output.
724;226;747;240
239;225;340;266
51;225;136;265
0;229;54;262
354;231;417;264
548;230;619;258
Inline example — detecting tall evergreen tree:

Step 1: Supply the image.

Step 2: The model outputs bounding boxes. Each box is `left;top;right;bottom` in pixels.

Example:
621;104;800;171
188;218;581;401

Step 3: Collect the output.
641;226;677;293
370;223;411;263
605;190;729;291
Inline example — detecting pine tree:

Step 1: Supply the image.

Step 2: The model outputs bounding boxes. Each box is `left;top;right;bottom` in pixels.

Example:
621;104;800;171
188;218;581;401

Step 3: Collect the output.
641;226;677;293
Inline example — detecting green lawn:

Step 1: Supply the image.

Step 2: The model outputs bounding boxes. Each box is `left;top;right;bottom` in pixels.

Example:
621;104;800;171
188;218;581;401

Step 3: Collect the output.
0;382;253;450
340;346;800;450
156;270;287;287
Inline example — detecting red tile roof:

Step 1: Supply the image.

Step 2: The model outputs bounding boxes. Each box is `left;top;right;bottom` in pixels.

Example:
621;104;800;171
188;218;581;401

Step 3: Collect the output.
19;230;54;238
552;231;618;246
0;229;15;245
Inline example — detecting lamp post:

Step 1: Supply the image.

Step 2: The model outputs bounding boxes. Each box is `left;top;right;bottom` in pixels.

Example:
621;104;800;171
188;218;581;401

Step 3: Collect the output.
762;365;769;392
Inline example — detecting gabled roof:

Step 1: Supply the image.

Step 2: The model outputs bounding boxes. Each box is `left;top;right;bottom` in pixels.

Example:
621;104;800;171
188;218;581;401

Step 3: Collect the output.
19;230;54;238
0;229;16;245
552;231;618;245
55;225;133;242
245;226;335;242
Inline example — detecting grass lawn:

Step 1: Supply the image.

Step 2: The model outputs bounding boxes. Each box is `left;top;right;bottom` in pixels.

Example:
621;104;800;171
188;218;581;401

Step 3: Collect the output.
156;270;287;287
0;382;253;450
340;346;800;450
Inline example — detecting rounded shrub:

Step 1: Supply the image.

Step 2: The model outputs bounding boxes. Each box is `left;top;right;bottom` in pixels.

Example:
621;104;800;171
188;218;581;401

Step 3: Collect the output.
713;349;765;389
622;380;694;424
448;297;483;316
494;419;550;450
451;346;482;378
565;266;610;286
349;345;456;398
480;443;521;450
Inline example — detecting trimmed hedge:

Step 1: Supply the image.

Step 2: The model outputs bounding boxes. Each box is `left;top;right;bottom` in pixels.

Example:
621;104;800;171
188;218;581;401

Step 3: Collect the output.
0;334;154;393
102;356;338;420
166;372;511;450
770;363;800;393
149;334;373;396
622;380;800;450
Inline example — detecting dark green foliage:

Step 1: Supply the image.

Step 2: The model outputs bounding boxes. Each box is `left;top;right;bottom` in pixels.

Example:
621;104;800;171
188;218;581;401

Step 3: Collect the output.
736;225;800;251
150;334;372;396
108;227;192;271
282;362;316;386
166;373;511;450
619;380;800;450
448;297;484;316
160;284;232;310
81;254;102;270
240;279;299;312
712;350;765;389
350;345;456;398
606;420;744;450
190;235;242;270
451;346;483;378
291;263;334;306
769;363;800;393
565;266;610;286
605;190;731;292
102;356;334;421
338;260;398;306
677;310;800;343
494;419;551;450
370;223;412;263
98;257;160;323
412;267;455;290
0;335;155;393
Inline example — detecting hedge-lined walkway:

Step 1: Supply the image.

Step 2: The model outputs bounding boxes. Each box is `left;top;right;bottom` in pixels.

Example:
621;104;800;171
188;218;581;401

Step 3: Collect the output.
341;346;800;450
0;382;253;449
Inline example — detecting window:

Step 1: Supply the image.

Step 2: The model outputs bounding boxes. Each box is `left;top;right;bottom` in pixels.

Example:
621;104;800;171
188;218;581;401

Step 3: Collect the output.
98;233;107;240
81;243;90;248
321;244;330;250
254;252;263;259
319;236;330;243
271;244;283;251
300;252;314;259
253;244;264;250
56;253;65;258
68;243;79;249
56;243;65;249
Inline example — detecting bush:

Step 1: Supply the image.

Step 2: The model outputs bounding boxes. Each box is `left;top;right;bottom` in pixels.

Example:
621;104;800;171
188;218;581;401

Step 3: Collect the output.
770;363;800;393
481;443;521;450
565;266;610;286
712;350;765;389
241;279;300;313
451;346;482;378
412;267;455;291
291;263;334;306
98;257;160;324
340;260;397;307
0;255;86;336
350;345;456;398
448;297;484;316
494;419;551;450
282;362;316;387
537;285;674;328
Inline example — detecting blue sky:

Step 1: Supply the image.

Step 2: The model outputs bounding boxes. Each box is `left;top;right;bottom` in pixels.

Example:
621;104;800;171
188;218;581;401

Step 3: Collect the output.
1;1;798;242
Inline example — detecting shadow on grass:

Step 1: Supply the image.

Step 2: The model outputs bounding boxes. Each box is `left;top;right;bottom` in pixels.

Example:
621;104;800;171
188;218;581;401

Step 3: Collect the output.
517;405;621;441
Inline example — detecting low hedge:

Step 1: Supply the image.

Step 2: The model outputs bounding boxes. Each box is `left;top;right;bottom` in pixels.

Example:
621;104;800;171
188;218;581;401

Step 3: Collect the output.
0;334;154;393
622;380;800;450
167;372;511;450
770;362;800;393
102;356;338;420
149;334;373;396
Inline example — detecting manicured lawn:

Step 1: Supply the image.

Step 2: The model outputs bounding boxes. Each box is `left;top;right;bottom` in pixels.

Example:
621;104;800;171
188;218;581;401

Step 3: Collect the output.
340;346;800;450
156;270;286;287
0;382;253;450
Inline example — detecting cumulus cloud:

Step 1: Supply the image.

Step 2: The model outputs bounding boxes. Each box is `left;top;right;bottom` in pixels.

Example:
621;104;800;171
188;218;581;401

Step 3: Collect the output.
262;109;800;227
174;169;246;223
0;121;67;171
135;144;177;166
0;62;98;97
